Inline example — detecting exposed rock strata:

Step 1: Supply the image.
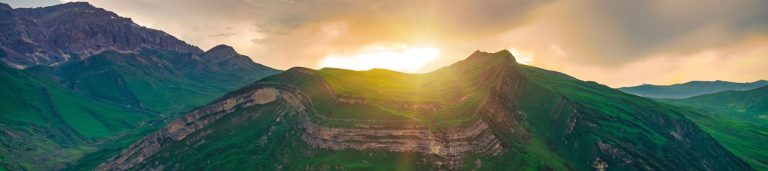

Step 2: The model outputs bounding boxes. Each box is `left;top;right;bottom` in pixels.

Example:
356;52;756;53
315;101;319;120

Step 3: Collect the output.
99;80;507;170
301;116;504;169
97;87;281;170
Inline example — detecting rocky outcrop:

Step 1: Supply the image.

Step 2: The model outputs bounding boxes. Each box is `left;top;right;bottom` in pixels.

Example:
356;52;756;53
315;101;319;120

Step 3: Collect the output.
98;75;507;170
97;87;282;170
336;95;443;112
0;2;201;68
301;116;504;169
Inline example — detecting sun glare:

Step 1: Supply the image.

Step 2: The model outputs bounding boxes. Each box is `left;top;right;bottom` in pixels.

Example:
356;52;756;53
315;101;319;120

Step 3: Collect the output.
509;48;534;65
318;44;440;72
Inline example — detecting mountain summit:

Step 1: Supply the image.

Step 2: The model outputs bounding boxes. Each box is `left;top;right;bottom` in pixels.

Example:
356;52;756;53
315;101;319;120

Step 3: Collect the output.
205;44;239;56
97;50;749;170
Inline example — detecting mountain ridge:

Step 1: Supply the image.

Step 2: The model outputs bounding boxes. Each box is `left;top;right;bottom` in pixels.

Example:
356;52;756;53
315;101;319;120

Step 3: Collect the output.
619;80;768;99
96;50;750;170
657;85;768;169
0;2;202;68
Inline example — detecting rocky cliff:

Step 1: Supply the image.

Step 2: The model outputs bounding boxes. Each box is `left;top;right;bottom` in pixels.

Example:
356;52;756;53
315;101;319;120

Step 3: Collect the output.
0;2;201;68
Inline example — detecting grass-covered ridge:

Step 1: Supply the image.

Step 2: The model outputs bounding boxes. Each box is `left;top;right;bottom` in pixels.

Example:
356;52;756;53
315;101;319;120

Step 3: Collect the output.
103;50;751;170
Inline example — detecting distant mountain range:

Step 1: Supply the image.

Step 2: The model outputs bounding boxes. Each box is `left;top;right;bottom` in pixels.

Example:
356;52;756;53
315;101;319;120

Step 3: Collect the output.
663;85;768;123
619;80;768;99
0;2;278;170
658;85;768;169
96;50;749;170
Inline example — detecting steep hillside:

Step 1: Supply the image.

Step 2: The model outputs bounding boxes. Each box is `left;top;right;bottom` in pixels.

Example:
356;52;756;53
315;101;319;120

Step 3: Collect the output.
663;85;768;123
34;45;279;114
0;63;155;170
0;2;280;170
95;50;750;170
660;86;768;169
619;80;767;99
0;46;278;170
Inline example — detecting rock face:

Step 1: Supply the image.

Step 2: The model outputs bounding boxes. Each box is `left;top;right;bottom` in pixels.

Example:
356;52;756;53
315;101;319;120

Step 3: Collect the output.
97;51;752;170
97;86;284;170
0;2;201;68
300;112;505;169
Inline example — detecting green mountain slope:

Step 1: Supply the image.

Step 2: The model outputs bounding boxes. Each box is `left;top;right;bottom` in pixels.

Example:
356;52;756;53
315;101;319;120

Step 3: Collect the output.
0;63;153;170
619;80;767;99
95;50;750;170
0;46;279;170
659;86;768;169
662;85;768;123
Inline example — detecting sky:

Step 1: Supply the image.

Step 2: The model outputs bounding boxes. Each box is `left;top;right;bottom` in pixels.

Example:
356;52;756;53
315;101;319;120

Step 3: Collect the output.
3;0;767;87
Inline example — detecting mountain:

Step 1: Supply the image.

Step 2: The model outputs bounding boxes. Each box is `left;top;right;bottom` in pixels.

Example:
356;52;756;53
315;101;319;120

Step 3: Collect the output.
0;62;155;170
657;85;768;170
0;2;201;68
0;2;280;170
95;50;750;170
618;80;768;99
662;85;768;123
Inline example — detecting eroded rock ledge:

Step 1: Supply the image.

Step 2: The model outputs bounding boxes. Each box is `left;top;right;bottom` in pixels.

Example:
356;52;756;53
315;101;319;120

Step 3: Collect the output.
97;86;285;171
99;81;507;170
300;113;505;169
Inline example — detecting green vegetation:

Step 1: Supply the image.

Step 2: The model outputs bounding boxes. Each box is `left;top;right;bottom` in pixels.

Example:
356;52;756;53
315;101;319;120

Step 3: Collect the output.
1;49;279;170
0;63;152;170
658;86;768;169
114;50;749;170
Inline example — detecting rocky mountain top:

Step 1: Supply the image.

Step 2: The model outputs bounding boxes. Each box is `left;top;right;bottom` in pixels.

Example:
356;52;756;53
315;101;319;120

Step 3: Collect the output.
0;2;201;68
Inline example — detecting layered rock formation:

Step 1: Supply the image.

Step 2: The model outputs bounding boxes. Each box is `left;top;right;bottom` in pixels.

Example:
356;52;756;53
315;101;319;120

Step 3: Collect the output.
97;85;290;170
97;50;752;170
301;116;504;168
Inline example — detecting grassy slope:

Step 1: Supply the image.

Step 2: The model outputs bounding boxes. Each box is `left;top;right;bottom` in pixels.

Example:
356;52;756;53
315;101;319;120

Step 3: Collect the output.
0;63;152;170
115;50;749;170
2;49;279;170
659;86;768;169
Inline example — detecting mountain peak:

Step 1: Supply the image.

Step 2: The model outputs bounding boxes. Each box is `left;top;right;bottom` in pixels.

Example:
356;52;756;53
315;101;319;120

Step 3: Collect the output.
464;49;517;65
0;2;11;11
59;1;96;8
204;44;239;57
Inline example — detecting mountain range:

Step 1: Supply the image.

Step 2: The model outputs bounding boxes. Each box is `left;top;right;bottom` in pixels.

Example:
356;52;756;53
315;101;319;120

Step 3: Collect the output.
658;85;768;169
0;2;200;68
0;2;278;170
0;2;765;171
96;50;749;170
619;80;768;99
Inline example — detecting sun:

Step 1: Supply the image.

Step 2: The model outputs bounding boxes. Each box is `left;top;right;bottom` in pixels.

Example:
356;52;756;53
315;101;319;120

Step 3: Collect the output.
508;48;534;65
318;44;440;72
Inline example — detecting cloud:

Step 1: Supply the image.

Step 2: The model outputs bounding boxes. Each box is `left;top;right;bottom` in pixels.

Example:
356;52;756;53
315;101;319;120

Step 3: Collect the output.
12;0;767;86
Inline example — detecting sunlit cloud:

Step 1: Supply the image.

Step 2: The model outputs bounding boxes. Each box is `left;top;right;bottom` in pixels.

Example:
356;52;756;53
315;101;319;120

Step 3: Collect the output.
318;44;439;72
